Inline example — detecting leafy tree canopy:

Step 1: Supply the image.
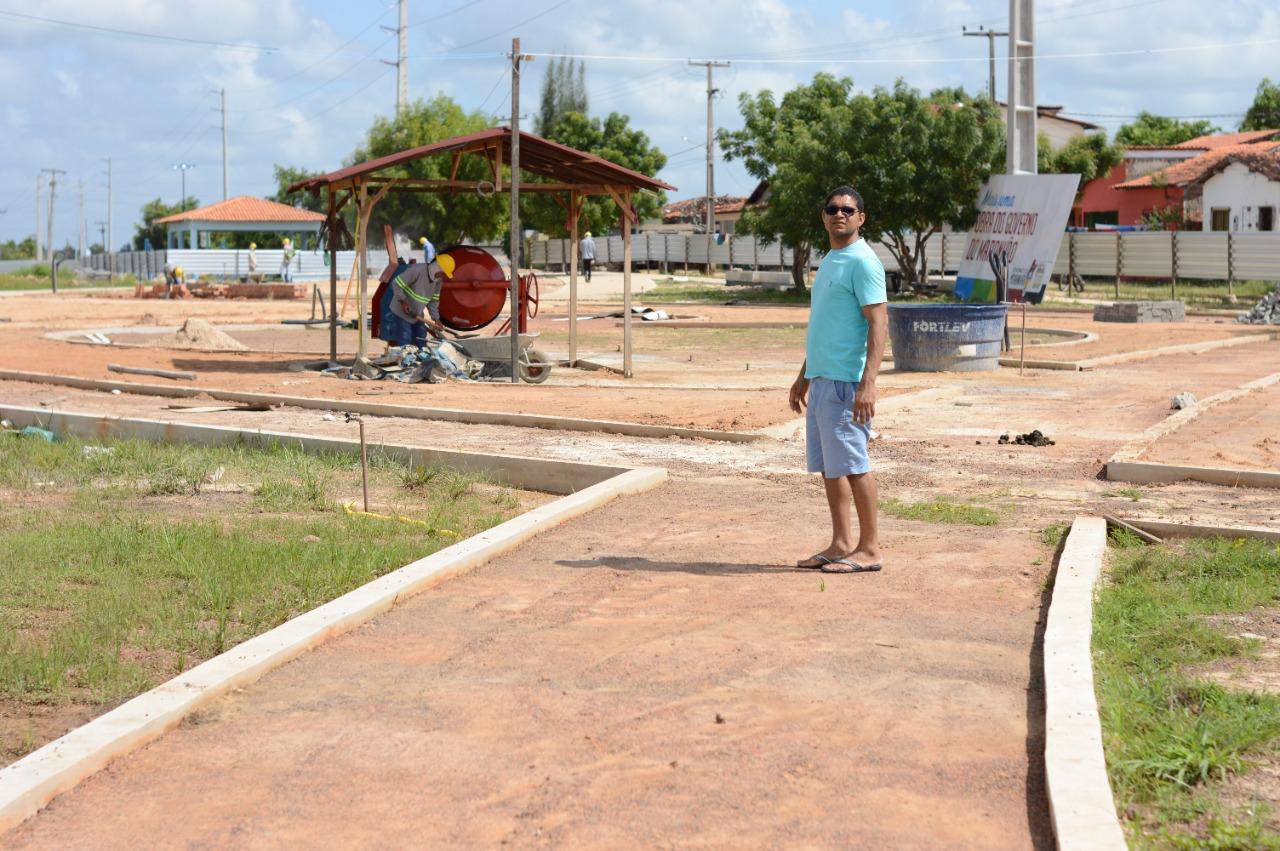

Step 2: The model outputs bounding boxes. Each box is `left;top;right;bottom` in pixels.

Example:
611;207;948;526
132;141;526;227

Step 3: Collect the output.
1115;111;1218;146
0;237;36;260
271;165;326;214
133;197;197;250
1240;77;1280;132
523;111;668;238
535;57;588;137
721;75;1004;288
346;94;508;246
1037;131;1125;182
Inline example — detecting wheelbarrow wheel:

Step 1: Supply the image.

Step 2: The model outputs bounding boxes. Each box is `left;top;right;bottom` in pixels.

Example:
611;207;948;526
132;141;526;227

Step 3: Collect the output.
519;349;552;384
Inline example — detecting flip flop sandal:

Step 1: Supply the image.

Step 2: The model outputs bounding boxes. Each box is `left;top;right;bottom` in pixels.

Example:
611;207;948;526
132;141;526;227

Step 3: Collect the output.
796;553;834;569
820;559;883;574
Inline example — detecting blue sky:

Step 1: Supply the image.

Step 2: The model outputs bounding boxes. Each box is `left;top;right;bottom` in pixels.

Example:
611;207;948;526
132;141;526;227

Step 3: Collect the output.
2;0;1278;247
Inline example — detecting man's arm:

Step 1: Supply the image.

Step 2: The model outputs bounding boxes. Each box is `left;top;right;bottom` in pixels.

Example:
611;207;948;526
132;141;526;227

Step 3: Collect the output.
853;303;888;424
789;359;809;413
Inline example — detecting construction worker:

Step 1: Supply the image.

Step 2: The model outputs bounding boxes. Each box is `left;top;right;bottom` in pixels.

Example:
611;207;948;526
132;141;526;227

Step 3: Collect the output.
419;235;436;264
386;252;456;347
247;242;259;282
280;237;295;282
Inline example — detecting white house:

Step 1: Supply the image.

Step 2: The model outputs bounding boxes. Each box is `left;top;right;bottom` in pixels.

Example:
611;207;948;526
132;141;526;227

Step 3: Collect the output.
1198;149;1280;232
996;103;1101;149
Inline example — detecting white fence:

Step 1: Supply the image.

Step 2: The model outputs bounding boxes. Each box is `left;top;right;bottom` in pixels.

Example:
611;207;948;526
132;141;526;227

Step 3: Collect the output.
529;231;1280;284
82;249;392;281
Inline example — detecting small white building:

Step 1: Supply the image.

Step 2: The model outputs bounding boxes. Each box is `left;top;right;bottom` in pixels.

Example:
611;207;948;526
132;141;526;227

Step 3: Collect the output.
996;103;1101;149
1198;149;1280;232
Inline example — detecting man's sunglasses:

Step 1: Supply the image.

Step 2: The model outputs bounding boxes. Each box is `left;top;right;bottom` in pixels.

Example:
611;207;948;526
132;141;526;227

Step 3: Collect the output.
823;204;860;217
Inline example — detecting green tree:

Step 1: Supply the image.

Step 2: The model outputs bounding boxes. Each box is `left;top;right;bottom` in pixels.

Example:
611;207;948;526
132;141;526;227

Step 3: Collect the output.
345;95;509;246
718;73;854;289
271;165;326;214
1241;78;1280;131
0;237;36;260
1037;131;1125;182
722;76;1004;290
535;57;588;137
1115;111;1217;146
522;111;668;238
133;197;197;250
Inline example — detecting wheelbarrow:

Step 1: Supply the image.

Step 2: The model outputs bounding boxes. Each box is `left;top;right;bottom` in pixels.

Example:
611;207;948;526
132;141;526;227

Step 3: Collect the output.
449;331;552;383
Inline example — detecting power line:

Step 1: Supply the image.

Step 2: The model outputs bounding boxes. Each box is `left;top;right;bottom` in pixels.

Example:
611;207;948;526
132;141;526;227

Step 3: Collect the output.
406;0;487;28
0;9;276;52
230;5;397;94
523;36;1280;66
415;0;573;56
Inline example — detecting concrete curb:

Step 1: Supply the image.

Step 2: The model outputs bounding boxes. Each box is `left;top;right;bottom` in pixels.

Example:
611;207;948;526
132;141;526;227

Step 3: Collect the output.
1117;518;1280;542
0;411;667;835
0;369;766;444
1105;370;1280;489
1077;331;1278;368
1043;515;1127;851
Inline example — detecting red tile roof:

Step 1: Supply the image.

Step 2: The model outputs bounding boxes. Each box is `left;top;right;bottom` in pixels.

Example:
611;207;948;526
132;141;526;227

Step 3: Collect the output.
1173;129;1280;150
154;195;326;225
1117;142;1280;189
661;196;747;222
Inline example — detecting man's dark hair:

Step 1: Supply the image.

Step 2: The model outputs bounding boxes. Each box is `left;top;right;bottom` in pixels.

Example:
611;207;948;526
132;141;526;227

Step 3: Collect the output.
823;185;865;213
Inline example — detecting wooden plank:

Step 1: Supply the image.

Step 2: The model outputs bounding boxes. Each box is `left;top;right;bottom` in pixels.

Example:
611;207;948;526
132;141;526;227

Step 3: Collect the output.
1102;513;1162;544
106;364;196;381
1123;518;1280;543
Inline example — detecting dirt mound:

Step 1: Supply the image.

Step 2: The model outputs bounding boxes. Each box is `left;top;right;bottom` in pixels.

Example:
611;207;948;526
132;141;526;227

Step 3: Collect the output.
146;318;247;351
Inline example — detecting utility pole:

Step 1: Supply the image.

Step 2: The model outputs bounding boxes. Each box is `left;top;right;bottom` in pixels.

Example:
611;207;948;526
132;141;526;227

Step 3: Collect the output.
963;25;1008;103
218;88;229;199
77;179;85;259
1007;0;1037;174
41;168;65;262
95;220;106;252
35;174;43;262
688;59;729;273
381;0;408;113
104;157;113;276
507;37;533;383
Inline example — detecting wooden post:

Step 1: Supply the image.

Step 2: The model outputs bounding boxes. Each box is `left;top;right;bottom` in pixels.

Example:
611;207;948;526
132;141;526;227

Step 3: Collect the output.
1019;301;1027;376
568;190;579;367
753;234;759;271
683;234;689;275
1227;231;1235;299
355;180;368;359
508;38;524;383
940;233;948;279
327;187;338;364
622;191;634;378
1067;231;1076;293
1170;230;1179;301
1114;231;1123;299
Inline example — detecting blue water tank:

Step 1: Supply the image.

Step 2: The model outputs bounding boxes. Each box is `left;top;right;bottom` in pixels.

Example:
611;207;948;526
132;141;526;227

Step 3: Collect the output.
887;303;1009;372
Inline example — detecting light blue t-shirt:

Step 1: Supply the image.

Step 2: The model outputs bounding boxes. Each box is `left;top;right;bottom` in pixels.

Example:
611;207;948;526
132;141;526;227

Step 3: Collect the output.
805;239;887;383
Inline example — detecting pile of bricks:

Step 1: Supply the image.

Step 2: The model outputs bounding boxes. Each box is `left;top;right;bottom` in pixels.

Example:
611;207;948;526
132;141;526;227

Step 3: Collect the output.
1092;300;1185;323
1236;285;1280;325
132;282;310;300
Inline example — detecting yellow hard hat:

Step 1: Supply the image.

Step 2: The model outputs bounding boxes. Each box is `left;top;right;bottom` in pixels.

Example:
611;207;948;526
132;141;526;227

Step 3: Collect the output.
249;242;256;249
419;236;428;245
584;231;592;237
174;267;184;276
436;253;456;279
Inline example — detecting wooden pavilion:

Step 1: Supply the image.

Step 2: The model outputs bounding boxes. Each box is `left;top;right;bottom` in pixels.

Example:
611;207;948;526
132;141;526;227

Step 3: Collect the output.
290;127;675;378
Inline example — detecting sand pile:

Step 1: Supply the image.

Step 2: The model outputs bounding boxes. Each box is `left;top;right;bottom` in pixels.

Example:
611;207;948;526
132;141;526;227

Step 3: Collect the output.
146;318;247;351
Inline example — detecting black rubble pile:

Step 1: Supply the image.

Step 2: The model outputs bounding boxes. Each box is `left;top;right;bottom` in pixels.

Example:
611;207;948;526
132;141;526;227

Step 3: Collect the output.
1237;285;1280;325
998;430;1055;447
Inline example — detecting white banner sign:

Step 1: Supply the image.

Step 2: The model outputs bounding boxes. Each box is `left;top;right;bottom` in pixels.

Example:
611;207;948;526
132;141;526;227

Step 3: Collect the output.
955;173;1080;304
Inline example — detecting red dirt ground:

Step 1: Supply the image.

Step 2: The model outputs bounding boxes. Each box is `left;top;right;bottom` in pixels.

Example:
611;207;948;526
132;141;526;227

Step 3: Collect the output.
1139;379;1280;471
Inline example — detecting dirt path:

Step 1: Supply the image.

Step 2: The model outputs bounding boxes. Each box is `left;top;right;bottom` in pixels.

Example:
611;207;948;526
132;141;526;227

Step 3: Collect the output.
1140;379;1280;471
5;297;1280;847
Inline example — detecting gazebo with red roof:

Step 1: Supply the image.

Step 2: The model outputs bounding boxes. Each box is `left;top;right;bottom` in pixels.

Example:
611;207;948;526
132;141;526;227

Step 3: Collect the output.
154;196;325;250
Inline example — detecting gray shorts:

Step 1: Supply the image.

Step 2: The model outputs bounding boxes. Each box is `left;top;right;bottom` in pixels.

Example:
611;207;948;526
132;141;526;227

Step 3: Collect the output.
806;378;872;478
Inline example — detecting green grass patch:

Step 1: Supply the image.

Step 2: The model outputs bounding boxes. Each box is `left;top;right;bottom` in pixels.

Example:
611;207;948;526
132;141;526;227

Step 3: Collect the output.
881;496;999;526
0;434;523;717
1054;277;1274;308
1094;536;1280;847
639;278;811;305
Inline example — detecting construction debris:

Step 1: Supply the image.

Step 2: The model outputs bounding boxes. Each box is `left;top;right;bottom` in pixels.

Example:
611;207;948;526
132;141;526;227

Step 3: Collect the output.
1237;284;1280;325
145;318;247;352
998;429;1055;447
1170;392;1197;410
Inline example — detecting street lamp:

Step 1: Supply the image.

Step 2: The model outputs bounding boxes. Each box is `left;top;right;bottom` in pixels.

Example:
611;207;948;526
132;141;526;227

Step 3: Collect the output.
171;162;196;208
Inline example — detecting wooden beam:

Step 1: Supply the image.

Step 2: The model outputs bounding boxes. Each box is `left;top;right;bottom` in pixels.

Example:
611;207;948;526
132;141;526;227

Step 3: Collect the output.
606;185;638;224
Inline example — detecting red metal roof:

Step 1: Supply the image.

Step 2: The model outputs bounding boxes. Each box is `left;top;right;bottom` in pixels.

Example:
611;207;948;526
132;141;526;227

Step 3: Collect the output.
289;127;675;195
154;195;325;225
1173;129;1280;149
1117;142;1280;189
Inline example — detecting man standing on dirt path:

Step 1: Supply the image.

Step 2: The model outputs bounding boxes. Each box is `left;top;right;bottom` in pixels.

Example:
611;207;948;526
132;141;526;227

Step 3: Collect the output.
580;231;596;282
790;186;888;575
